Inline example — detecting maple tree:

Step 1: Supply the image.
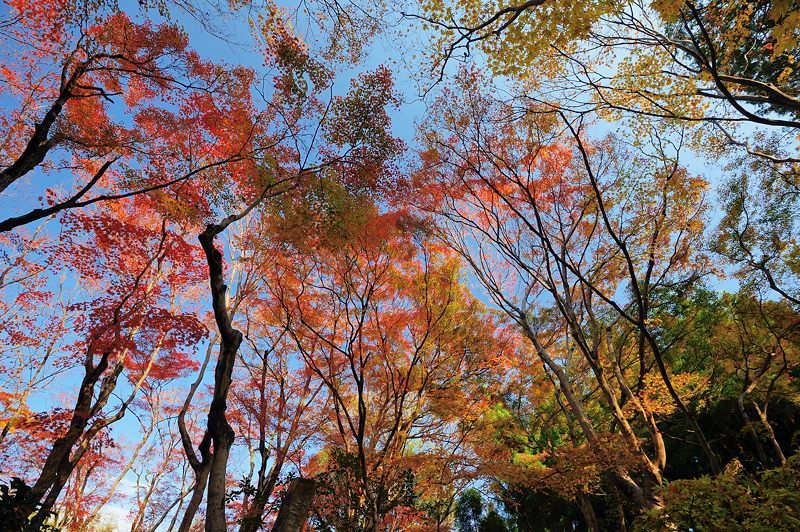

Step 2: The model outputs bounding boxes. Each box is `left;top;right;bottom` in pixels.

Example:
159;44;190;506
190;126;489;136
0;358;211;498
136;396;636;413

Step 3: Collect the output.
21;199;206;527
2;0;800;530
261;207;514;531
412;70;721;520
415;0;800;306
406;1;800;526
186;56;403;528
0;0;259;235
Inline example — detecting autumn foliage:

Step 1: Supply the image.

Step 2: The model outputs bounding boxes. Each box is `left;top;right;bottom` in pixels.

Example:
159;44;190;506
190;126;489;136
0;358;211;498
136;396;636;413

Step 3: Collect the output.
2;0;800;531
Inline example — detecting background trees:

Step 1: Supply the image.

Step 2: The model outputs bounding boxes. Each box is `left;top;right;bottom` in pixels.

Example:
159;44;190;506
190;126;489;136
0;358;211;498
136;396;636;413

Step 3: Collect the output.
409;0;800;529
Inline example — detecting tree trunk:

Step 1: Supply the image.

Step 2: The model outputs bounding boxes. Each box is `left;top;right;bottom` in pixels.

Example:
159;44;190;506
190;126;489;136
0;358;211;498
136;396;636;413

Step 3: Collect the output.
644;334;721;475
272;478;317;532
0;93;68;194
522;323;657;509
177;465;211;532
576;492;600;532
738;393;769;467
239;462;284;532
199;225;244;531
607;330;667;473
28;353;122;528
752;400;786;465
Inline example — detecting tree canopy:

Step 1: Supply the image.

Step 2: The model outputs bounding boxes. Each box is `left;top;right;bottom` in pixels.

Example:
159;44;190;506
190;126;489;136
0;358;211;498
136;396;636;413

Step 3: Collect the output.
1;0;800;530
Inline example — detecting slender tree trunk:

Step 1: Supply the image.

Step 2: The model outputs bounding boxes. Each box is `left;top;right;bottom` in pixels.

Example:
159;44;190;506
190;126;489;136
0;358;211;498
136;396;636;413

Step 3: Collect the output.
738;393;769;466
91;413;156;520
130;468;168;532
643;334;721;475
147;470;191;532
587;358;663;487
752;400;786;465
199;224;244;531
176;335;216;531
29;353;123;528
522;322;657;510
606;329;668;473
178;465;211;532
576;492;600;532
29;223;167;528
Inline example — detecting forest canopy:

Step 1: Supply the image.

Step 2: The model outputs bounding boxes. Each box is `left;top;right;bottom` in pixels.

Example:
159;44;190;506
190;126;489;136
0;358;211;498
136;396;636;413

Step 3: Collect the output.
1;0;799;530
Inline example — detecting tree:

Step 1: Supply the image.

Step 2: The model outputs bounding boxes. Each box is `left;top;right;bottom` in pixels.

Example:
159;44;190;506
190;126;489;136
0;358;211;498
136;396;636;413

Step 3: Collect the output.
266;207;513;530
187;57;403;528
416;70;721;518
455;488;483;531
415;0;800;131
702;293;799;468
715;153;800;309
0;1;258;234
20;199;206;527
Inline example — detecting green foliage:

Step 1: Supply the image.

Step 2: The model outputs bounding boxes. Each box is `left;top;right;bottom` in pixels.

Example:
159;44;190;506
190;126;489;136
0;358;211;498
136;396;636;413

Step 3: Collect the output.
454;489;513;532
635;455;800;531
455;488;483;532
479;509;509;532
